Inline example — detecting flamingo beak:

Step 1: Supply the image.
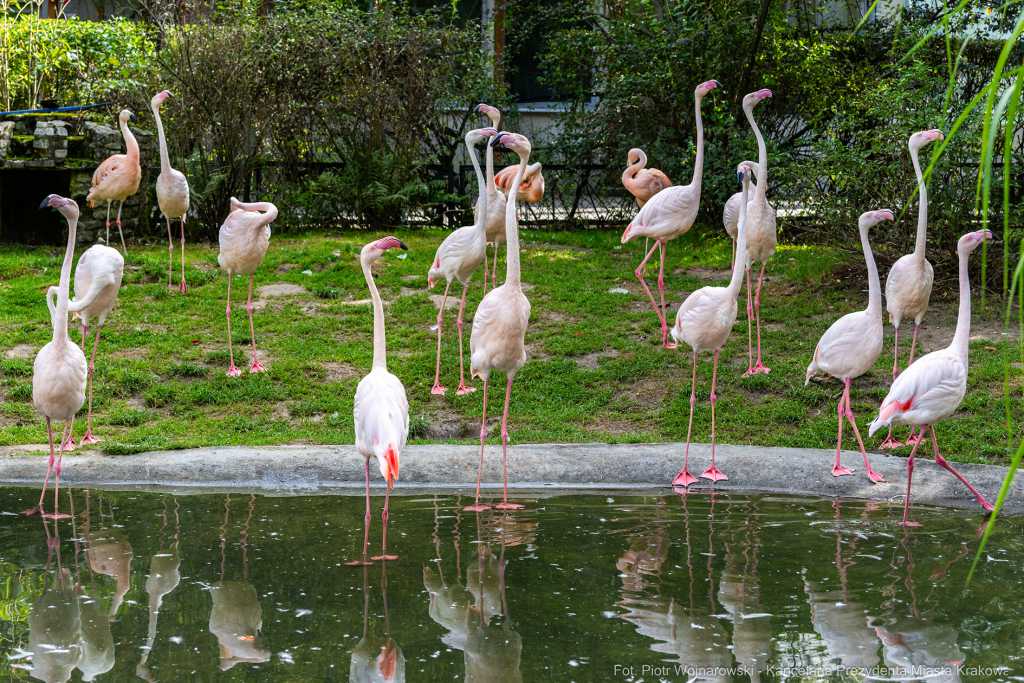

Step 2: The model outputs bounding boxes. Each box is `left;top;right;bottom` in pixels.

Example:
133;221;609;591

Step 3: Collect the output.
712;80;722;89
39;196;53;209
737;171;744;184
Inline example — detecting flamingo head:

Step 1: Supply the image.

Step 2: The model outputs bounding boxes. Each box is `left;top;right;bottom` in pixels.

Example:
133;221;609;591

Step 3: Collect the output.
377;444;399;490
490;131;531;158
465;128;489;146
736;162;755;185
474;103;501;127
695;80;722;97
361;236;407;268
909;129;945;151
39;194;79;221
859;208;895;232
150;90;173;108
119;109;137;125
959;229;996;255
742;89;772;111
626;148;643;167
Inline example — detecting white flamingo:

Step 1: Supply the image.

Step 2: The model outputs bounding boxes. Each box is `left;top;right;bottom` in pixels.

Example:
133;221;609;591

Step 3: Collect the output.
86;110;141;253
621;80;721;348
739;89;776;376
428;128;495;395
670;163;752;486
350;236;409;564
868;230;996;526
805;210;894;484
722;160;761;270
464;131;533;512
151;90;191;294
474;104;507;290
23;195;87;518
880;129;944;448
217;198;278;377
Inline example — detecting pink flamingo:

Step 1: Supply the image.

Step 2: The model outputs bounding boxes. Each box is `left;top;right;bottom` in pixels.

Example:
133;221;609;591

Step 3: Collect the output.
23;195;87;518
218;198;277;377
621;80;721;348
670;163;752;486
428;128;495;395
722;160;761;271
880;129;943;449
622;148;672;208
465;132;533;513
868;230;997;526
738;89;775;376
86;110;141;253
474;104;507;291
804;209;894;484
152;90;190;293
48;243;124;450
349;236;409;564
495;161;544;203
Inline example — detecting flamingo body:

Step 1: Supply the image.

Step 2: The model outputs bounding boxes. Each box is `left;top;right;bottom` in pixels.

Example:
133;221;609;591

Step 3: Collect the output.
86;110;141;252
218;198;275;277
885;254;934;326
722;161;759;241
70;246;124;327
622;148;671;208
470;285;531;381
496;162;544;203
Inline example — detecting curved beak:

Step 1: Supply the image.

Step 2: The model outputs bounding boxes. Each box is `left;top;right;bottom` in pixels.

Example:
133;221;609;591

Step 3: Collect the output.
737;170;744;184
490;134;507;148
712;80;723;89
129;113;137;123
166;91;175;98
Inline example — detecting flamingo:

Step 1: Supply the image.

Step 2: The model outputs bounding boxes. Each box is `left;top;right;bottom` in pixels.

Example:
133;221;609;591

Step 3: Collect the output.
47;244;123;450
495;161;544;203
151;90;190;294
670;163;752;487
880;129;944;449
351;564;404;682
217;198;277;377
621;80;721;349
622;148;672;208
349;236;410;565
868;230;997;526
136;498;180;682
464;132;533;513
86;109;141;253
722;161;762;271
428;128;494;395
737;89;776;376
23;196;87;519
804;210;894;483
474;104;508;290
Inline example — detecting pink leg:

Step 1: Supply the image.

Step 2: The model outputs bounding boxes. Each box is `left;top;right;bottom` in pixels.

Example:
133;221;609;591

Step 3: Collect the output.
115;205;126;253
900;428;926;527
345;461;373;566
79;324;103;445
701;350;728;482
167;216;175;293
465;378;490;512
247;275;267;373
373;485;398;561
42;420;73;520
179;216;188;293
831;388;854;477
431;281;452;395
657;241;676;348
492;243;500;288
455;286;476;395
225;275;242;377
892;325;901;380
634;239;668;341
496;376;523;509
22;417;55;515
673;351;699;487
842;378;884;482
744;267;755;375
749;262;770;374
930;426;994;511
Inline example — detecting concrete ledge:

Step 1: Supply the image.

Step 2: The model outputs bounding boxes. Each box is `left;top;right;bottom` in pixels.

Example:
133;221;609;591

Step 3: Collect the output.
0;443;1020;512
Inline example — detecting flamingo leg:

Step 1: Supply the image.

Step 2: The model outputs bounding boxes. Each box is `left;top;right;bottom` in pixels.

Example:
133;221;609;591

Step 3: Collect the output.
431;280;452;395
465;378;490;512
634;238;667;341
892;324;901;379
930;426;994;511
373;484;398;561
900;428;925;527
246;275;266;373
179;216;188;293
701;350;728;482
344;461;373;566
496;376;522;509
167;216;175;292
749;261;770;374
79;324;103;445
657;240;676;348
673;350;699;487
105;203;111;248
831;386;854;477
115;201;126;253
22;417;55;515
843;378;884;482
225;275;241;377
744;266;755;374
455;285;476;395
905;324;922;444
42;420;73;520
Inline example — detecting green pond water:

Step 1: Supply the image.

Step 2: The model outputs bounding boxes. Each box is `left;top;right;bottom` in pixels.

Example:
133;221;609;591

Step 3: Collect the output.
0;488;1021;682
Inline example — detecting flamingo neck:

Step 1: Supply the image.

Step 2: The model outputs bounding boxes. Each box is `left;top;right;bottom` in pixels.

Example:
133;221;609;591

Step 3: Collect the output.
861;224;881;317
152;105;172;177
238;201;278;238
950;247;973;358
504;152;529;288
120;117;139;162
622;151;646;185
726;180;750;299
469;140;487;242
744;103;768;201
910;146;929;259
52;213;77;348
485;134;499;201
362;259;387;370
690;96;705;189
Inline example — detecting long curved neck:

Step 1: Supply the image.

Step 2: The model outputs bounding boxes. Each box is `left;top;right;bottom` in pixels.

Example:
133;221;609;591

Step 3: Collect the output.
152;105;171;176
120;117;139;162
950;248;972;358
744;105;768;201
362;260;387;370
726;181;749;299
470;141;487;240
236;201;278;236
622;158;639;185
504;153;529;288
690;96;705;189
910;146;928;259
485;135;498;199
53;214;76;348
861;225;881;316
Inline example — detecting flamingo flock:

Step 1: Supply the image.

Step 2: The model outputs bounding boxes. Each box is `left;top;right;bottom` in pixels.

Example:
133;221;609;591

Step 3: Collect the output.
23;89;997;535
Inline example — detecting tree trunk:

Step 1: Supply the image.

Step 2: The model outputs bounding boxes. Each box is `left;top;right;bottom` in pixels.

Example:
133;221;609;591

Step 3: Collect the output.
737;0;773;107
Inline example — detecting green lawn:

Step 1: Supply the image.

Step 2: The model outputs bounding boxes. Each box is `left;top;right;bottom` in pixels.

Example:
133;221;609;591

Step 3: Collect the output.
0;227;1020;464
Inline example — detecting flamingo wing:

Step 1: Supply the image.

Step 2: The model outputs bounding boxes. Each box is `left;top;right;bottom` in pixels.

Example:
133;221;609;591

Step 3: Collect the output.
631;185;697;234
809;311;882;379
869;351;965;433
354;369;409;463
88;155;124;195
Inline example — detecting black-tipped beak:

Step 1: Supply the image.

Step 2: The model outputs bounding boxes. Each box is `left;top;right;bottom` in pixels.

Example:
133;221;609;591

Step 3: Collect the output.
713;80;723;89
129;113;137;123
490;135;505;148
737;171;744;184
474;104;484;113
166;91;175;98
38;196;51;209
398;240;408;250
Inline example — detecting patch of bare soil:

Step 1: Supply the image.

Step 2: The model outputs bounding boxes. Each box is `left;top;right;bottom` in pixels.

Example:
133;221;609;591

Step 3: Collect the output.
575;348;622;370
901;314;1019;355
430;295;461;310
273;402;291;420
673;267;733;281
259;283;307;297
420;408;478;440
323;362;360;382
400;287;428;298
541;310;581;325
402;274;422;281
111;348;147;360
525;342;552;361
613;374;674;411
0;443;51;456
277;263;300;274
5;344;36;360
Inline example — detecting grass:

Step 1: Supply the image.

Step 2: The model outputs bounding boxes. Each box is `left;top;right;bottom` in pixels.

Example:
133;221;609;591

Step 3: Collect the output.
0;226;1020;465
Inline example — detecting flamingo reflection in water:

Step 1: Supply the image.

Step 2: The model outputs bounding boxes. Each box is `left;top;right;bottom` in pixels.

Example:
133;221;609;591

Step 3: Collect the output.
137;497;182;681
351;563;405;683
209;494;270;670
82;491;133;621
